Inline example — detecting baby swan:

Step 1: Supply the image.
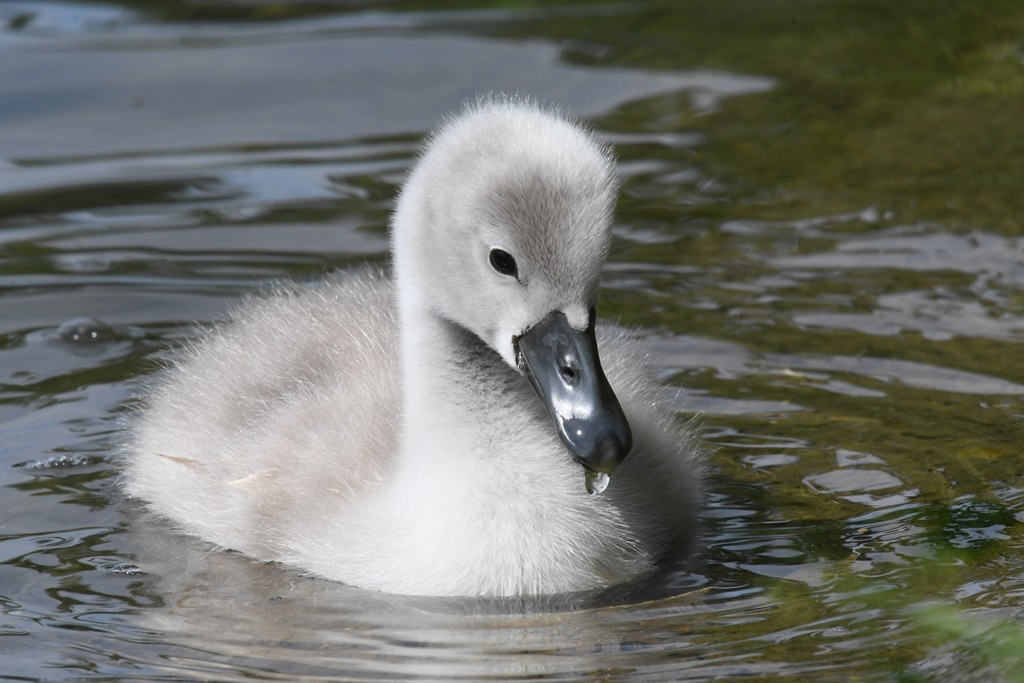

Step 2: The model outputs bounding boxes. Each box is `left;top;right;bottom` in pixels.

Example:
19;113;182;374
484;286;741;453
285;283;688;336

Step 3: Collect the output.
124;98;702;597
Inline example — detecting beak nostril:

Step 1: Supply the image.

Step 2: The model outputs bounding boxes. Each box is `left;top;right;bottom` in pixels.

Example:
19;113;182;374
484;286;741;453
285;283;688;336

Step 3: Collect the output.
559;366;577;382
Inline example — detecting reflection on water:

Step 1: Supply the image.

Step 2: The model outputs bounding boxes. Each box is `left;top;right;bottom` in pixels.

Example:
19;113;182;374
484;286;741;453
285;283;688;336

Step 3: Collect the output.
0;1;772;160
2;1;1024;681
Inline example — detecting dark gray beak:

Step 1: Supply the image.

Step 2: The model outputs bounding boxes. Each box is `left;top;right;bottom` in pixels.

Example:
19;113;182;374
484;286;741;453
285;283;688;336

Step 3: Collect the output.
515;310;632;474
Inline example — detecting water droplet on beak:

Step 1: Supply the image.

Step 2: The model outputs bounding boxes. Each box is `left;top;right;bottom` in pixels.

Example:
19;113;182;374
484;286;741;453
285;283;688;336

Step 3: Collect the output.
585;470;610;495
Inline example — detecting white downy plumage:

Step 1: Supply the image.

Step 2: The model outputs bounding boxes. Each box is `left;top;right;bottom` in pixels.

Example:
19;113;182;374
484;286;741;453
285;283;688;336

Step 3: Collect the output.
123;97;702;597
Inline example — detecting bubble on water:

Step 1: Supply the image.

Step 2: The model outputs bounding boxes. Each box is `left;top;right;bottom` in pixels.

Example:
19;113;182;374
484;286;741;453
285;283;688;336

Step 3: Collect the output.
585;470;610;495
56;316;116;344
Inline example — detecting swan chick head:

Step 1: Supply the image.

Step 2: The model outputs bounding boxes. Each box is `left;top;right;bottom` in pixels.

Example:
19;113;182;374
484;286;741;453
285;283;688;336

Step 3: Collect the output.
393;97;617;365
392;97;631;474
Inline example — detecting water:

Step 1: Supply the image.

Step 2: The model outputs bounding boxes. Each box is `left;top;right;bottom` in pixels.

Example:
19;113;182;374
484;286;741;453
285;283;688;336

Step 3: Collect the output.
2;1;1024;681
586;470;611;495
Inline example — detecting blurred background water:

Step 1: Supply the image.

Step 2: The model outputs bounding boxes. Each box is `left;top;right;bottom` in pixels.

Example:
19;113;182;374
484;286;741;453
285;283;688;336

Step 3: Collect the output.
2;1;1024;680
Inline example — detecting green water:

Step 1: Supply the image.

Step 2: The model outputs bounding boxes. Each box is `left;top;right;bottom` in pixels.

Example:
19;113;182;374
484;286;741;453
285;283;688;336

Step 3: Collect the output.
2;0;1023;680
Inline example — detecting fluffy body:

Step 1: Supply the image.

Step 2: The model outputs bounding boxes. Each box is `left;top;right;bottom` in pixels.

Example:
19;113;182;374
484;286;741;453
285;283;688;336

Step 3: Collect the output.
123;98;702;597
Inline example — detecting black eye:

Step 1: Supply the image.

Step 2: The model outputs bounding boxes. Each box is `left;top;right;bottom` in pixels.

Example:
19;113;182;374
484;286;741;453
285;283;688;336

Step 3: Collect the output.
488;248;518;278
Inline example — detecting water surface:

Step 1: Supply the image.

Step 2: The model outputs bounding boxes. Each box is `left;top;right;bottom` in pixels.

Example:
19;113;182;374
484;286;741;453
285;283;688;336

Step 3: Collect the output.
2;1;1024;681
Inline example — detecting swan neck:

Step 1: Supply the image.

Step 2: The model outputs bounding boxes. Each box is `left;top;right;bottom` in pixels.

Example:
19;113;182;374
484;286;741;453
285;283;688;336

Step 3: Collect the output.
395;286;462;429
